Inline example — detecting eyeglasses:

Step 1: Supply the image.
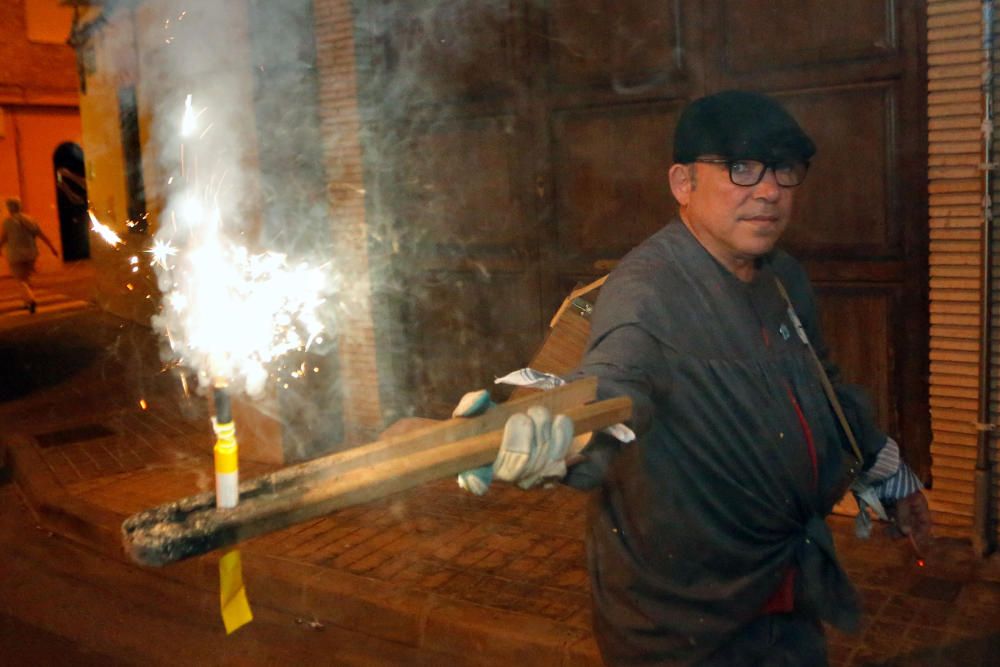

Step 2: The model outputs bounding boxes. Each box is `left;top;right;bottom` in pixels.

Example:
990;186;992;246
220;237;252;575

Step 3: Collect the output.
694;158;809;187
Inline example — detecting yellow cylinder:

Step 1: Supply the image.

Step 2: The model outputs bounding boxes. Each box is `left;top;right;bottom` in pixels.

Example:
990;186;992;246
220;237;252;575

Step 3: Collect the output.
213;418;239;508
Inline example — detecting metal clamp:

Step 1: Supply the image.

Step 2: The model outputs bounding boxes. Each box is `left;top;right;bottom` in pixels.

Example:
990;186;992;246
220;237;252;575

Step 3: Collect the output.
570;297;594;318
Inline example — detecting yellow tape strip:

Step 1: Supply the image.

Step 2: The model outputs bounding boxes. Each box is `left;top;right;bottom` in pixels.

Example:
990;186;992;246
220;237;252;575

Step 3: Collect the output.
219;549;253;634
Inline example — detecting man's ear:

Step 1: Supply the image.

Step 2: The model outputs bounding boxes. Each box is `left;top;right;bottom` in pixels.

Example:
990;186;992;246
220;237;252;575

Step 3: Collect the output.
668;163;693;206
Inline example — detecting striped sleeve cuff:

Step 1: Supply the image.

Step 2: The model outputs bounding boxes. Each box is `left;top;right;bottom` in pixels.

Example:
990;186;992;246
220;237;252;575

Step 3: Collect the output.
857;436;901;485
872;461;923;504
854;435;923;505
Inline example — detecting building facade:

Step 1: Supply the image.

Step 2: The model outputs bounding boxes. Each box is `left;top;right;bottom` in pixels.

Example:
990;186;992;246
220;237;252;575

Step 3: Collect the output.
0;0;85;271
71;0;1000;549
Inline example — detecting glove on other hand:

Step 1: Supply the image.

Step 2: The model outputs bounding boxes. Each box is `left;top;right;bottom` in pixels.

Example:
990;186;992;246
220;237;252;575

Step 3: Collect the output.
453;389;494;495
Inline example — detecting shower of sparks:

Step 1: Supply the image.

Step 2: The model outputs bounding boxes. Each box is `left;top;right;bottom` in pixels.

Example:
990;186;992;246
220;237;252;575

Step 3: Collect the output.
156;228;329;396
89;211;123;246
151;94;333;398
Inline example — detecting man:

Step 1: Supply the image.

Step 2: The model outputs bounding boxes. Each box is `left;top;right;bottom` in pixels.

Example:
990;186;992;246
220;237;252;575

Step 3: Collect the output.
460;90;930;665
0;198;59;313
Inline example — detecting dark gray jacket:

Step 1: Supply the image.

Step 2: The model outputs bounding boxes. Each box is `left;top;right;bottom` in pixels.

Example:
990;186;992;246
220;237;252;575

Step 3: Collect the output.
567;221;885;665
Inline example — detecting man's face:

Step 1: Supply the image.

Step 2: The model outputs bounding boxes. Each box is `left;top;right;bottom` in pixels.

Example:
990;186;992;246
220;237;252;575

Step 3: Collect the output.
669;158;796;274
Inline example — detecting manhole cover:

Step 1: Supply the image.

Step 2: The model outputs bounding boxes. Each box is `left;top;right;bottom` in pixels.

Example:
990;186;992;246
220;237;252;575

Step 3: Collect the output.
908;576;963;602
35;423;116;448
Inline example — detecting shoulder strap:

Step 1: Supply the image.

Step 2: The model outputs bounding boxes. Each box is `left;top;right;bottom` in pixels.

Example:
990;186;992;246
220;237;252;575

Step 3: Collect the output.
773;276;865;467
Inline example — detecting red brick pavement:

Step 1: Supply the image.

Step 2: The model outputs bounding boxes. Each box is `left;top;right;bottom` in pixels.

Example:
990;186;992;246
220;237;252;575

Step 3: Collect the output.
3;308;1000;665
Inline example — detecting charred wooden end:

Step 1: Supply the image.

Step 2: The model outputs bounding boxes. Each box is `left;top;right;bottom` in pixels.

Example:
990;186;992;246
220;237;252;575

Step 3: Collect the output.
122;378;632;567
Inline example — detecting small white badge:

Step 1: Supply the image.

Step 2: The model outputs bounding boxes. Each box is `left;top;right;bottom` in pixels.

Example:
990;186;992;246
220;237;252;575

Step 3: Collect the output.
786;307;810;345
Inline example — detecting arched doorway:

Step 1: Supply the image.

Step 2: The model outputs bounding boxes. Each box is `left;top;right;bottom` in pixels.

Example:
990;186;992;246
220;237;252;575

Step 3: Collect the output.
53;142;89;261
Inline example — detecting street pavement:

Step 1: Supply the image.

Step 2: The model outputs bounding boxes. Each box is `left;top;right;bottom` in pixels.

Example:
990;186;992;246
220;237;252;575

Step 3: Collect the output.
1;261;1000;665
0;261;94;330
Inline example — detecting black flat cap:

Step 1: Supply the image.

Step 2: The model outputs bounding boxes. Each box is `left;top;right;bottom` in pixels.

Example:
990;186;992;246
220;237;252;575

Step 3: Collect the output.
673;90;816;163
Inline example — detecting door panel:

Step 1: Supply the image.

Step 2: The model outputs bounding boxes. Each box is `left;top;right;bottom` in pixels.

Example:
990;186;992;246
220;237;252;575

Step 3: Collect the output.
386;115;522;248
361;0;515;108
403;269;540;417
355;1;538;419
547;0;682;91
551;103;681;263
815;286;898;434
721;0;897;74
780;85;897;254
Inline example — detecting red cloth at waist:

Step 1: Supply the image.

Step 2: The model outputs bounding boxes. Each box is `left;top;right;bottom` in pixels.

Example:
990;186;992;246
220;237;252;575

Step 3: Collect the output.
759;386;815;614
760;567;797;614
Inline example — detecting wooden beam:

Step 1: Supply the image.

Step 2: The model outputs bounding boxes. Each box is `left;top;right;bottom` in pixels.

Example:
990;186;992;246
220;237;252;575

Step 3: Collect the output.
122;379;632;567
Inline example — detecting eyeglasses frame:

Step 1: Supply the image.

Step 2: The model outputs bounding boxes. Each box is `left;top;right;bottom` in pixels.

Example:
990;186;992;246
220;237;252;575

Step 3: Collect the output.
692;157;810;188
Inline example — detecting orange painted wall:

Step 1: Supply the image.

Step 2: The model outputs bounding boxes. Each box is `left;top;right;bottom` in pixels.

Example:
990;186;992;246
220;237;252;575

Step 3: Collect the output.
24;0;75;45
5;108;83;273
0;0;82;274
0;112;20;202
0;1;78;92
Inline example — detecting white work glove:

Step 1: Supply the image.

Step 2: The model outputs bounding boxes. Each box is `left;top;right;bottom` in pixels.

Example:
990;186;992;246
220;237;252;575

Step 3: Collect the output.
453;390;574;495
494;405;573;489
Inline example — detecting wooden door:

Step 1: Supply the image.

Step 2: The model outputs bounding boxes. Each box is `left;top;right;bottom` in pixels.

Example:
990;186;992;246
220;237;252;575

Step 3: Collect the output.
352;0;930;476
704;0;931;475
531;0;929;475
353;0;544;418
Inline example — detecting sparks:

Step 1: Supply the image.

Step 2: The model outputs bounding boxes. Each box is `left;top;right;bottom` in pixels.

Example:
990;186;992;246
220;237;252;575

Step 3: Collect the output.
149;95;334;399
88;211;123;247
153;200;329;397
139;399;148;410
147;238;178;269
181;94;197;137
907;533;925;567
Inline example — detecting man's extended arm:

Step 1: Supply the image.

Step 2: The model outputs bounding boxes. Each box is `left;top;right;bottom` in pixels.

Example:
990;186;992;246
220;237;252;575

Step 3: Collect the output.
562;323;665;489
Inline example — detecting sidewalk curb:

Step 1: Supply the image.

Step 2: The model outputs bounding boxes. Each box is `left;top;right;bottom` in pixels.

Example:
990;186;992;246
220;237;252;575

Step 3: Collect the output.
3;434;603;665
5;436;124;561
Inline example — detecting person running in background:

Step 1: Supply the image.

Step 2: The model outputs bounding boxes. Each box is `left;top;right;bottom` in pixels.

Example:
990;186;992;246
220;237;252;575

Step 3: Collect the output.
0;198;59;314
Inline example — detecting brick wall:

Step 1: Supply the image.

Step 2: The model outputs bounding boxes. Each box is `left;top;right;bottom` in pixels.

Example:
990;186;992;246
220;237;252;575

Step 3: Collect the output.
313;0;385;444
926;0;988;539
0;0;78;97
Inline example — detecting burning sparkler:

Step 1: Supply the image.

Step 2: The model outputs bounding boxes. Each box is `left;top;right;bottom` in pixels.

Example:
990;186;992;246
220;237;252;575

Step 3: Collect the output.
146;94;332;510
89;92;333;513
